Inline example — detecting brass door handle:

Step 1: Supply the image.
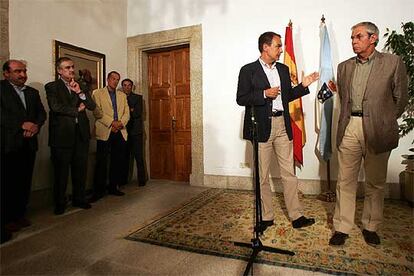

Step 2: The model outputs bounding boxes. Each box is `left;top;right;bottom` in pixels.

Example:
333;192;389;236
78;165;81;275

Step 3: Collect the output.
172;116;177;129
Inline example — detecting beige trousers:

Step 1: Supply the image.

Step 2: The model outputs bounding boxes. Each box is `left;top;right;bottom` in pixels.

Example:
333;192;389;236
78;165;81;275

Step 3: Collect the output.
333;117;390;233
258;116;303;221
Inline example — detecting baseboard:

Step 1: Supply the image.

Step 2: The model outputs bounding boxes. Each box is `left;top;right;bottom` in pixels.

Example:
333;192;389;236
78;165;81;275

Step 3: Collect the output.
28;175;403;211
201;174;402;199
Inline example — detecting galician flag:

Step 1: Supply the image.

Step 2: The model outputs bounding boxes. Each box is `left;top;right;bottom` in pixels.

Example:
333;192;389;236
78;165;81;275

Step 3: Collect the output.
284;21;306;166
316;21;334;161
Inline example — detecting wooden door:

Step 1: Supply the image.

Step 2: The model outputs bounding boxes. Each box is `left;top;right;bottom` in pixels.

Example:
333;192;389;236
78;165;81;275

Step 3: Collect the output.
148;46;191;181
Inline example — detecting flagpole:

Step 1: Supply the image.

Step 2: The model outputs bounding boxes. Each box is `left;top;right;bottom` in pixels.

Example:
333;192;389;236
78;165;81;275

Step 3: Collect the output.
317;14;336;202
289;19;296;176
327;159;331;190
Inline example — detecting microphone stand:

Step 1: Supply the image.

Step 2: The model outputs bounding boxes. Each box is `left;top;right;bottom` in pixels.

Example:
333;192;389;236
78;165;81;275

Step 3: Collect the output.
234;106;294;276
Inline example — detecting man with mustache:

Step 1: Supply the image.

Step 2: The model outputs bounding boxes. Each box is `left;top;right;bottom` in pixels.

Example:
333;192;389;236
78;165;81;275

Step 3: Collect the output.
1;60;46;242
329;22;408;246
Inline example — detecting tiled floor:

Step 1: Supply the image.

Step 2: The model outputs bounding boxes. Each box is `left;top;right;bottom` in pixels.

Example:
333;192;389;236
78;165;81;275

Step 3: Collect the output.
0;181;329;275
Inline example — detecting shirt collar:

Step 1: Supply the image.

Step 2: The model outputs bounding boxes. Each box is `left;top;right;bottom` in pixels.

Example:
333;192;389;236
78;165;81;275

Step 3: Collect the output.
259;58;277;69
9;81;26;91
107;86;116;94
356;50;376;64
59;76;70;85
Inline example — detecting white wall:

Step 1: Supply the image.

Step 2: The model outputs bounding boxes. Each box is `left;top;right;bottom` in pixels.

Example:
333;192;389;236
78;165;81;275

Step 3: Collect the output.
9;0;128;190
128;0;413;183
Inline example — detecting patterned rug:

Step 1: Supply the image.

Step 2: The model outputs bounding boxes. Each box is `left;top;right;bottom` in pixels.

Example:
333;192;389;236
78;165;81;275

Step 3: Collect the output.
126;189;414;275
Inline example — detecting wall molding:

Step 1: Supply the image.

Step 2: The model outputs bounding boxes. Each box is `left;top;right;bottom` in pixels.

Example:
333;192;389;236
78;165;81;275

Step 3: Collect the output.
0;0;9;65
127;25;203;186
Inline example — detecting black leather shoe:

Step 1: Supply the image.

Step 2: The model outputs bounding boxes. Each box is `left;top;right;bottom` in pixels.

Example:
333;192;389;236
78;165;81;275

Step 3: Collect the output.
16;217;31;228
1;228;12;244
73;202;92;209
108;189;125;196
329;231;349;245
89;194;103;203
362;229;380;245
5;222;21;232
292;216;315;229
257;220;274;232
54;206;65;215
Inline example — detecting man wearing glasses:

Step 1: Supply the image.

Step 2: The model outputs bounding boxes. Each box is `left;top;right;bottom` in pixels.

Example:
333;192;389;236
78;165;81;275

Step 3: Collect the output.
236;32;319;231
329;22;408;246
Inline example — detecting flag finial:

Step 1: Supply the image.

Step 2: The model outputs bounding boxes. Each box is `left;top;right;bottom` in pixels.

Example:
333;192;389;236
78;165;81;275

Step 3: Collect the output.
321;14;326;23
288;19;292;27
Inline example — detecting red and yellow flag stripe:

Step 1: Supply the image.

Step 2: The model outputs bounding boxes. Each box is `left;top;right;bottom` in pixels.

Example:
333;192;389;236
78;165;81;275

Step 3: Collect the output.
284;22;306;165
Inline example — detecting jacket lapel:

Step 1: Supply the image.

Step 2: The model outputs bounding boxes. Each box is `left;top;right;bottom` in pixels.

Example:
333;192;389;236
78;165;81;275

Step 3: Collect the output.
254;60;271;88
103;87;115;118
22;88;32;114
345;59;356;99
364;51;383;99
57;79;76;103
276;62;286;87
5;81;26;112
116;90;123;118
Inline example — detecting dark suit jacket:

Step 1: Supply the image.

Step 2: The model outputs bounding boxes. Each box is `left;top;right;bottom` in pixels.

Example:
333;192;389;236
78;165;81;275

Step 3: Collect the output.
45;79;96;147
236;60;309;142
0;80;46;153
126;93;143;136
336;51;408;153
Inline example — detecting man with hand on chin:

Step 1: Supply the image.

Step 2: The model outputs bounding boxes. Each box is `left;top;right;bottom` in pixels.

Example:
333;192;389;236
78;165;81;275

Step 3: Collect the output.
45;57;96;215
237;31;319;231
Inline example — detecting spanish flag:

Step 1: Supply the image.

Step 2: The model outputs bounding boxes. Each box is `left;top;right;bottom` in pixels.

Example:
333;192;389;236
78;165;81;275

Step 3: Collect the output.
284;21;305;166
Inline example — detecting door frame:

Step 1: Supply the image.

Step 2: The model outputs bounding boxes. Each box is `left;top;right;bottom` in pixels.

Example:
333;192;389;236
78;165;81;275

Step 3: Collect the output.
127;25;203;186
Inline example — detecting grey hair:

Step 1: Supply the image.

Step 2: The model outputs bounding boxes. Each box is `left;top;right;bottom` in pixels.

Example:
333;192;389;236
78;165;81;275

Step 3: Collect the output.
352;21;379;46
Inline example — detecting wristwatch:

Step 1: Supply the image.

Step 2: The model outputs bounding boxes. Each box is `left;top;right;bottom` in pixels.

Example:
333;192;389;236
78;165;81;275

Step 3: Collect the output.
79;92;86;100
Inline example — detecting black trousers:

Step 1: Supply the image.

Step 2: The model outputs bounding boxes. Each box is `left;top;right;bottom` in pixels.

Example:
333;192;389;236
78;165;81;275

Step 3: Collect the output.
50;126;89;208
1;141;36;224
124;134;146;185
93;131;126;195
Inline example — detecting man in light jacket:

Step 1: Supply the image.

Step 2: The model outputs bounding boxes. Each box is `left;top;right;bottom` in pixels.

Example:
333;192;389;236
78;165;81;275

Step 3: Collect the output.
91;71;130;202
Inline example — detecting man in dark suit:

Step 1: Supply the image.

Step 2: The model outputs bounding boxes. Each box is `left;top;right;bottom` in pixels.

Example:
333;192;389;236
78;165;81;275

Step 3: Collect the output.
121;78;146;186
45;57;96;215
329;22;408;246
1;60;46;243
236;32;319;231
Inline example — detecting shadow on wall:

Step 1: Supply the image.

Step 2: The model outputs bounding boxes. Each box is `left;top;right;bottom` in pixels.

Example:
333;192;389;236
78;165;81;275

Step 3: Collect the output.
239;110;281;179
128;0;229;32
27;82;52;192
27;82;98;199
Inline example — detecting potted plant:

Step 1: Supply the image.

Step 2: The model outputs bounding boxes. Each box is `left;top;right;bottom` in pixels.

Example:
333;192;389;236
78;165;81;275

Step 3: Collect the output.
384;21;414;206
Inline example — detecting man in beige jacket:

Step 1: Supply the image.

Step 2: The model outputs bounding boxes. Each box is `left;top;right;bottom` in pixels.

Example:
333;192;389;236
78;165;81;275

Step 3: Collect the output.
91;71;130;202
329;22;408;246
